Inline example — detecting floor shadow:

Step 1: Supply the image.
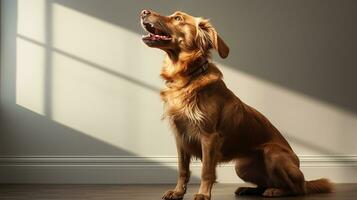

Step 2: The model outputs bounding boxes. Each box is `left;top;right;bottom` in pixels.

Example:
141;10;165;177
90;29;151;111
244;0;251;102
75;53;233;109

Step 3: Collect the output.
54;0;357;114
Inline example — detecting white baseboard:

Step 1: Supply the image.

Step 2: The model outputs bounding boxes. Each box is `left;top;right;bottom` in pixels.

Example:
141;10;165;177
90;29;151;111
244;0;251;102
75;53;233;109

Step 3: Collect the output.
0;155;356;184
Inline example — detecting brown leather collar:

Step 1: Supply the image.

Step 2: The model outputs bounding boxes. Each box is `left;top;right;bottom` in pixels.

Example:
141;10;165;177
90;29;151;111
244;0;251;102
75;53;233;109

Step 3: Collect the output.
188;60;209;78
164;60;209;88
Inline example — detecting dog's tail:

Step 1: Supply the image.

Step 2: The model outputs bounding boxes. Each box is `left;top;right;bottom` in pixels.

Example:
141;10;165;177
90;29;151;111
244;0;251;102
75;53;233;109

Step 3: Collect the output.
305;178;334;194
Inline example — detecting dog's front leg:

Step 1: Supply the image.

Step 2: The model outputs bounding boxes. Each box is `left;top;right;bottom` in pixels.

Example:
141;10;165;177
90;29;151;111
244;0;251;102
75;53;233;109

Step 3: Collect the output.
194;133;219;200
162;137;191;200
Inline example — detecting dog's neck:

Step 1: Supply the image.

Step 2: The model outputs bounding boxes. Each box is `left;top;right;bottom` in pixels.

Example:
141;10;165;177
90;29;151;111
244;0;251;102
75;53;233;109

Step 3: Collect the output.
186;60;209;78
161;52;222;90
161;55;206;82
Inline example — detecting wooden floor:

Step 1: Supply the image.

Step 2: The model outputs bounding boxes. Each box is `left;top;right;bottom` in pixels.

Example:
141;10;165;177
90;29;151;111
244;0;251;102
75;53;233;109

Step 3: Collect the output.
0;184;356;200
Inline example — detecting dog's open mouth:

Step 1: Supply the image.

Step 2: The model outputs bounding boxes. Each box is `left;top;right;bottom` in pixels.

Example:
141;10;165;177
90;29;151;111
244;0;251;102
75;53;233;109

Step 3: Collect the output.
142;22;171;41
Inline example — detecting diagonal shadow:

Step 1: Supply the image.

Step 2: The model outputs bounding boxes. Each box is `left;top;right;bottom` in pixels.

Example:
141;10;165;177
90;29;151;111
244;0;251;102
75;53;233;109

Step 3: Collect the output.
16;34;160;93
44;0;53;117
284;133;340;156
54;0;357;114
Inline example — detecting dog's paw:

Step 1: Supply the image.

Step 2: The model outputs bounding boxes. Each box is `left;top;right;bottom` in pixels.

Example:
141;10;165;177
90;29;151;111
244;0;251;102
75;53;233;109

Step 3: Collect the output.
235;187;255;195
235;187;266;196
162;190;184;200
262;188;286;197
193;193;210;200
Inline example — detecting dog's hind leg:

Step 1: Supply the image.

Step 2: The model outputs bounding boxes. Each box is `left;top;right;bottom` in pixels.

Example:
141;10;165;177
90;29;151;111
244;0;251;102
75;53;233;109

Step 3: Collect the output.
262;144;306;197
234;155;268;196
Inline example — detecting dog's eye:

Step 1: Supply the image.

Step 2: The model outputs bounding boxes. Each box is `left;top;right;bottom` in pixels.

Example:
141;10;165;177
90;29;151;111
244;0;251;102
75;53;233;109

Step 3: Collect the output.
174;16;182;21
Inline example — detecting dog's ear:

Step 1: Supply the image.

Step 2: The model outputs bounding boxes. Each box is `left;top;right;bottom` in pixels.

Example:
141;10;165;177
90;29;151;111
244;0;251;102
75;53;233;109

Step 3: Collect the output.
197;19;229;58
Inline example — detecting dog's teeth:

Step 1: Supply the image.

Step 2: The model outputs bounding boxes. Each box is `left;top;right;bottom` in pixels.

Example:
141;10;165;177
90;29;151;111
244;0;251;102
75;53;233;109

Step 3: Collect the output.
150;23;154;27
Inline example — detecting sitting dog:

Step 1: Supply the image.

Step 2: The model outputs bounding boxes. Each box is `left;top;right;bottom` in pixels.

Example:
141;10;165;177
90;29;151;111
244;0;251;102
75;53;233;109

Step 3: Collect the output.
140;9;333;200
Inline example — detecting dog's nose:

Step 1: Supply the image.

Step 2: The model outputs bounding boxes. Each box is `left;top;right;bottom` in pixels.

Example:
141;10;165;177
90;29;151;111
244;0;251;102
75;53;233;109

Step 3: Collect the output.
141;9;151;18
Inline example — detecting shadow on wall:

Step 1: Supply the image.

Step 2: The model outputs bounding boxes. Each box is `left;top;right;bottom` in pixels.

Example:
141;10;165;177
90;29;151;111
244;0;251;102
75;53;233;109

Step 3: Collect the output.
55;0;357;114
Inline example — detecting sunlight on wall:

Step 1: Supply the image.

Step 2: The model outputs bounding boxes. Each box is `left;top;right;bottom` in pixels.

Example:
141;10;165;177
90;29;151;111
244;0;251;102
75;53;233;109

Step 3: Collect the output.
16;39;46;115
50;3;174;155
17;0;45;43
51;51;173;154
16;0;46;114
52;4;162;86
222;65;357;155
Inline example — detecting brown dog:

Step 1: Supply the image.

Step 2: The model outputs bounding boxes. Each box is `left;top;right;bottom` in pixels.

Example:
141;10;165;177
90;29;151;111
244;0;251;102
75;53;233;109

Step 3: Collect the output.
140;10;333;200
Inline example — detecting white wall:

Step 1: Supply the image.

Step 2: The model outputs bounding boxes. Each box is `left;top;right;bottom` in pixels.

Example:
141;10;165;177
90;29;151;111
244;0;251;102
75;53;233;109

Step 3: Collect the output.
1;0;357;183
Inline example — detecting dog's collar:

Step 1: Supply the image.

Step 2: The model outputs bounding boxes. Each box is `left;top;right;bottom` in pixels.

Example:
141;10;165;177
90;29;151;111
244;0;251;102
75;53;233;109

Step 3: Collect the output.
188;60;209;78
164;60;209;88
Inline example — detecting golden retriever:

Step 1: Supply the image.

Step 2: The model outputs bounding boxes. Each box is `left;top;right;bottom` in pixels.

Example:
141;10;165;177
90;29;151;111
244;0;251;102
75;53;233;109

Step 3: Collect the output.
140;9;333;200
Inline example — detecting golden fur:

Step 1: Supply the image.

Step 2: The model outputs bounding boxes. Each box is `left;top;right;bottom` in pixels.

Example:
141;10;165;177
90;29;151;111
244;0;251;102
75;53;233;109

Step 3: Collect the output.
140;10;333;200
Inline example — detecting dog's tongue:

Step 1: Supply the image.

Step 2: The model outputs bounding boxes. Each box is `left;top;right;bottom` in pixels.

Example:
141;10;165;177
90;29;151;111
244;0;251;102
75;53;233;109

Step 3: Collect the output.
142;33;171;41
149;33;171;40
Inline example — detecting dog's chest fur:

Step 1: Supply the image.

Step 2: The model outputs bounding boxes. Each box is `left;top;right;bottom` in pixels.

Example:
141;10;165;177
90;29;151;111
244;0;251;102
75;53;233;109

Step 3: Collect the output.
161;88;205;156
161;88;205;125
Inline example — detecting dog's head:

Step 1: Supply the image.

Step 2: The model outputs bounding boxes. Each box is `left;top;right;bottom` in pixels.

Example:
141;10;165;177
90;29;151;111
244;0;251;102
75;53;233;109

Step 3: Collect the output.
140;10;229;59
